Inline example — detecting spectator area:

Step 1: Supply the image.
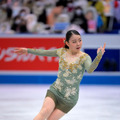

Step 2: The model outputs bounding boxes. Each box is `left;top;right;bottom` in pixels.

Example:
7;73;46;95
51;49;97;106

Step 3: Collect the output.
0;0;120;34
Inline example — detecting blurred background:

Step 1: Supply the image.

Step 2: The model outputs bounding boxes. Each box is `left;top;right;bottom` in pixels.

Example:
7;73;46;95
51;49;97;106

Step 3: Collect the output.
0;0;120;120
0;0;120;34
0;0;120;84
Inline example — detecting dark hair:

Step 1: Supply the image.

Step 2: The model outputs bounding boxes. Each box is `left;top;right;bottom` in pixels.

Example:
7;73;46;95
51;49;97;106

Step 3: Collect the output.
64;30;81;49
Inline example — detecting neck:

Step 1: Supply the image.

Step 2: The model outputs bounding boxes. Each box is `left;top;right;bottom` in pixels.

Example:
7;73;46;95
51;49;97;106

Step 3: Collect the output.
67;49;80;56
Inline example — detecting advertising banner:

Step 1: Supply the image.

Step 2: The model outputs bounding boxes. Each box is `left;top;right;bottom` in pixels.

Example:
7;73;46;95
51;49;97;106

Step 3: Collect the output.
0;37;64;71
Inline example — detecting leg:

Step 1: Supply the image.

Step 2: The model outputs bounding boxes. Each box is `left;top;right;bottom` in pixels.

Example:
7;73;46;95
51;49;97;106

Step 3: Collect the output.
33;97;55;120
47;109;65;120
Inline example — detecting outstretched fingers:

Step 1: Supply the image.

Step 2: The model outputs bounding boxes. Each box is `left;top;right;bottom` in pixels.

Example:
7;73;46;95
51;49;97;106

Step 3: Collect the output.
14;48;21;54
103;43;106;50
97;43;106;55
101;43;106;55
14;47;20;51
14;48;27;54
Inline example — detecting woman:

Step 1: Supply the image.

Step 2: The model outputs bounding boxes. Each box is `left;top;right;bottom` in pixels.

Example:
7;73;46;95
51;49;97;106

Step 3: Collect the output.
14;30;106;120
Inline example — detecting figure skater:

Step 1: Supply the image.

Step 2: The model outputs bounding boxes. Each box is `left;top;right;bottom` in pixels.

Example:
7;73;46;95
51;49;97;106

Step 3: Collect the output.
14;30;106;120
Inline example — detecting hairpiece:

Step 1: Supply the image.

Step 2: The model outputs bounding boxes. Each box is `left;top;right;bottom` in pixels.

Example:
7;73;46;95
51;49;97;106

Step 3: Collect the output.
63;39;66;43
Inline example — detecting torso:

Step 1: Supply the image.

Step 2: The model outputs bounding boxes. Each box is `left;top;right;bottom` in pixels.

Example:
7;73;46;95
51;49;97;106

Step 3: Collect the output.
50;48;88;104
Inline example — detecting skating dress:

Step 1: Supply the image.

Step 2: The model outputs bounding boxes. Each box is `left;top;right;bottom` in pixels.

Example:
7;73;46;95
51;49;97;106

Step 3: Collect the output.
28;48;102;112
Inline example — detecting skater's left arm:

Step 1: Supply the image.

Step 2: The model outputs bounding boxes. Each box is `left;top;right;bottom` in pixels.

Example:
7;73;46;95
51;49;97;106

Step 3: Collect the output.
84;43;106;73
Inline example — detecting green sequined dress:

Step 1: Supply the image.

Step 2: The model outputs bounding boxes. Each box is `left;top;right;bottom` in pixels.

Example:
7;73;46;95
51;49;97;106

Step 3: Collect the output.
28;48;102;106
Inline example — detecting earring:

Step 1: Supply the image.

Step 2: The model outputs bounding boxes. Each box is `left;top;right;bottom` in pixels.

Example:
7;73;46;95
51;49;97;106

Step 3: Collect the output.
64;40;66;43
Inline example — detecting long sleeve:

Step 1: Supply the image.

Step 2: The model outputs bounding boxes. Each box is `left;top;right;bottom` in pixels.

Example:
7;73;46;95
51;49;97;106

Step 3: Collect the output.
84;50;103;73
27;48;59;57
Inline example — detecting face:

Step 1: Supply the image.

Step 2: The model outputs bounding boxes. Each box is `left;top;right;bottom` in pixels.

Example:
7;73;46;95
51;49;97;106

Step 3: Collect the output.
66;34;82;53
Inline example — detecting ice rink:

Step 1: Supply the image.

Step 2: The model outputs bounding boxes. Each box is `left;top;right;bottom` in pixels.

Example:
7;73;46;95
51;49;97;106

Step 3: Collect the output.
0;85;120;120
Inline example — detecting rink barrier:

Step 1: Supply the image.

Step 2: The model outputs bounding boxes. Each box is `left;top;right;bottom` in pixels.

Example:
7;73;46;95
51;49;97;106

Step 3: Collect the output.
0;72;120;85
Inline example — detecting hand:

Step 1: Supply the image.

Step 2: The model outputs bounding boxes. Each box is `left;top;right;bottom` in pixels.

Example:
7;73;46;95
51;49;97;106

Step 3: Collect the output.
97;43;106;55
14;48;28;55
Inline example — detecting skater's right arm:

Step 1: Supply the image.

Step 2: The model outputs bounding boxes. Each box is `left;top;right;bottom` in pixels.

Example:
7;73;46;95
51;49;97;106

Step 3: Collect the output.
27;48;58;57
14;48;60;57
